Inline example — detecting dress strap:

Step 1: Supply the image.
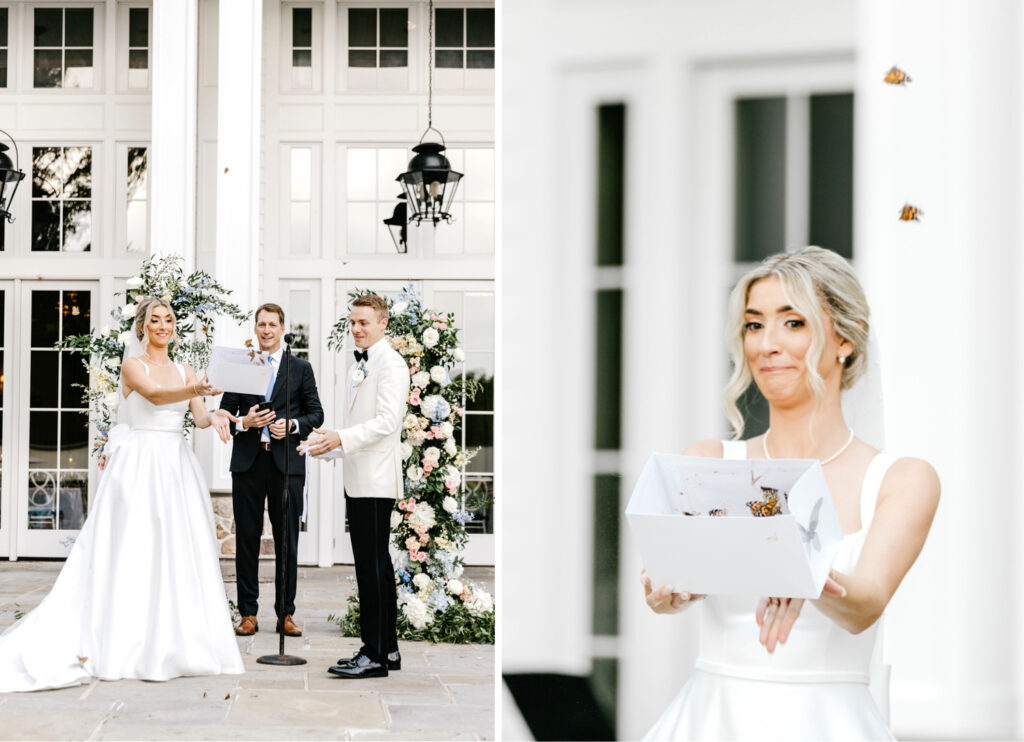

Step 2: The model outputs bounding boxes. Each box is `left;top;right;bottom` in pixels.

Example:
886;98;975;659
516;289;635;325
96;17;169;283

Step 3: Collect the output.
136;357;151;375
174;362;187;385
720;439;747;460
860;453;897;530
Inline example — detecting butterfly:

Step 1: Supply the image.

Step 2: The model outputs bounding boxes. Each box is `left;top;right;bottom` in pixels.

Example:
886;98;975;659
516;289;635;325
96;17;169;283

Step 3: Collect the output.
77;656;88;665
798;498;824;550
708;508;727;517
899;204;922;221
884;65;912;85
746;492;781;517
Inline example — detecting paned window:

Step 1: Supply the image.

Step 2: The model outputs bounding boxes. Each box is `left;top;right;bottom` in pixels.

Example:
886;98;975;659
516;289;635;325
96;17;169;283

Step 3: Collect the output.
126;147;147;252
344;147;411;255
27;289;91;531
33;7;95;88
348;8;408;69
291;7;312;89
0;289;5;531
0;8;9;88
433;148;494;255
288;146;313;255
127;7;149;89
32;146;92;252
433;288;494;534
435;8;493;69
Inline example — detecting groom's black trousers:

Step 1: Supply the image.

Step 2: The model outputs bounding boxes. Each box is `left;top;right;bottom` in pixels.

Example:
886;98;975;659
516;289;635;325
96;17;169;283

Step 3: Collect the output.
233;448;303;619
346;493;398;663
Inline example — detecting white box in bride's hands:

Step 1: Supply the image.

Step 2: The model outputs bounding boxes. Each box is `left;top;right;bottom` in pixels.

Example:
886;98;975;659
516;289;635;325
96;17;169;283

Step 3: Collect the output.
205;346;274;395
625;453;844;599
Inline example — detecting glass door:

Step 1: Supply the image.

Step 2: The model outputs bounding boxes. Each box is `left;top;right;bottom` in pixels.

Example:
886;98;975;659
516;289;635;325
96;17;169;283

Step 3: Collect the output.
15;283;96;557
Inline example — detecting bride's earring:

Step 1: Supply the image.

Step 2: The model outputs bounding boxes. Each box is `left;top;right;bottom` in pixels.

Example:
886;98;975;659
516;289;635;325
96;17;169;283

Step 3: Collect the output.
838;355;847;364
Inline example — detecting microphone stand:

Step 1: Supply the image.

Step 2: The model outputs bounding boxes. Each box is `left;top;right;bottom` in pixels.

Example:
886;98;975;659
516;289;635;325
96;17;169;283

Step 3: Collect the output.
257;332;306;666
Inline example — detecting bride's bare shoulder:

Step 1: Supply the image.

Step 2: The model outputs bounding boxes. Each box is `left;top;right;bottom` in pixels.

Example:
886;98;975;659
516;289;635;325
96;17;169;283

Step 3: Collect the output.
683;439;725;458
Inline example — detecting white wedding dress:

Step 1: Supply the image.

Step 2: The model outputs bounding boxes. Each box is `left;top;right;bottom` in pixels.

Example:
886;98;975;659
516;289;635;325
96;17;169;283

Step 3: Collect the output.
0;361;244;692
644;440;896;741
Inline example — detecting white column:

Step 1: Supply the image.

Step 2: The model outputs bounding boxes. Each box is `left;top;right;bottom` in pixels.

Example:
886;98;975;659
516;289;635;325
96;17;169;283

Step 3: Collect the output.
856;1;1021;737
150;0;199;270
214;0;261;330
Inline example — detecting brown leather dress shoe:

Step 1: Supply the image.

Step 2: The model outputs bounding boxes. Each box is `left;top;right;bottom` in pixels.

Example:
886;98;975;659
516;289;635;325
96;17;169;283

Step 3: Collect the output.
235;615;258;636
277;614;302;636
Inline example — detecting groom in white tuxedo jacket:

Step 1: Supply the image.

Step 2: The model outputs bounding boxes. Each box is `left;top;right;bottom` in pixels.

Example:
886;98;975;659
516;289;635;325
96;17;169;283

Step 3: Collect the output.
302;294;410;679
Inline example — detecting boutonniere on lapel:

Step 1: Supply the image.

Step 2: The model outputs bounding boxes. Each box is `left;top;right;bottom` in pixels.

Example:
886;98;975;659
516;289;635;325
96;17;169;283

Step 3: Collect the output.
351;359;367;386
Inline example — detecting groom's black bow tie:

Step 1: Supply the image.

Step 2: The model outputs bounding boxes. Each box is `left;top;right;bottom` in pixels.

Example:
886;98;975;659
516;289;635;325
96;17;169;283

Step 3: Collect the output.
353;349;369;363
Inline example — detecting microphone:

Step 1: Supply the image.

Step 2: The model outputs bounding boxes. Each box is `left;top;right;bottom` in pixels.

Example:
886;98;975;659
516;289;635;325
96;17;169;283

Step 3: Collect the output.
284;333;295;345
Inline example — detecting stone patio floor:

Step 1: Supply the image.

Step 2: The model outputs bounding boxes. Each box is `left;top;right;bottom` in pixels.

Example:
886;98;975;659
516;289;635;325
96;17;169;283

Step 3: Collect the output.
0;561;495;741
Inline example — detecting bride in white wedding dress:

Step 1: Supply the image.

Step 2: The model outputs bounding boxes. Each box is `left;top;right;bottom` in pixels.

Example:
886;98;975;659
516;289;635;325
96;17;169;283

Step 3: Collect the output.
642;247;940;741
0;297;244;692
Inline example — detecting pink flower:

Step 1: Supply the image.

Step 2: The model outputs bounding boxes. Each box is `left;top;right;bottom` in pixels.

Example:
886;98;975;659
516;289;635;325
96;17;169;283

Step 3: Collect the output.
405;536;418;551
415;552;427;562
419;533;429;545
409;388;422;405
424;430;434;439
433;321;445;330
430;425;441;437
423;463;433;474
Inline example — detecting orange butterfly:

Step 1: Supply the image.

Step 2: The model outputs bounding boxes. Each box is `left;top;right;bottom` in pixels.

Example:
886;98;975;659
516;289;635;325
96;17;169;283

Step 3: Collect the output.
884;66;912;85
899;204;922;221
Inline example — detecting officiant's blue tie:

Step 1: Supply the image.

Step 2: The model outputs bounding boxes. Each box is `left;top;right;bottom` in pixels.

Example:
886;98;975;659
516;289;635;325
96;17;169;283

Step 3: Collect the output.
262;355;276;440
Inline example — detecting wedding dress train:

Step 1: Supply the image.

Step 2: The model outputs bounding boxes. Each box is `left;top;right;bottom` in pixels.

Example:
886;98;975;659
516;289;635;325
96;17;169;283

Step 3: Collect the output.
0;362;244;692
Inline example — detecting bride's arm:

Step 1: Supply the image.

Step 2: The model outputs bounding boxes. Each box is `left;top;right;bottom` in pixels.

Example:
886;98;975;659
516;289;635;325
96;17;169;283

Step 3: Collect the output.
813;457;940;634
121;358;217;406
641;439;723;614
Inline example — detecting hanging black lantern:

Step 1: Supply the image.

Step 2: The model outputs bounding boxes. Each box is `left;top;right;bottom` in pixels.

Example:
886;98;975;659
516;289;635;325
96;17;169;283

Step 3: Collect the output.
398;138;463;226
391;0;465;230
382;193;408;253
0;129;26;223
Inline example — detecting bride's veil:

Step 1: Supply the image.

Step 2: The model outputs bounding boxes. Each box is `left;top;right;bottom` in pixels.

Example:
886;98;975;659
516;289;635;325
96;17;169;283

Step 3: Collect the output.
841;332;885;452
106;322;146;459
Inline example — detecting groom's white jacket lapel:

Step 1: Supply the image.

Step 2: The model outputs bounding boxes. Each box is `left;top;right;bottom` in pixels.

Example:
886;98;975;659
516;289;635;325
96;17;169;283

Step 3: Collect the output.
337;336;410;499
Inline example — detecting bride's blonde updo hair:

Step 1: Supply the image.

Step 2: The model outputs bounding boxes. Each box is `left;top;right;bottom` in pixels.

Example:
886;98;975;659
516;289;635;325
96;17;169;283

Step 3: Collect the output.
724;246;870;439
134;296;176;343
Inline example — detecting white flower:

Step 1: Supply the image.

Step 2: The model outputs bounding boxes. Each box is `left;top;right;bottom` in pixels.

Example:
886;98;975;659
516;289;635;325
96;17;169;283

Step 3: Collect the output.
100;324;111;336
391;301;408;316
423;446;441;463
400;442;413;460
391;511;402;529
407;501;437;532
446;464;460;481
447;579;464;595
420;395;450;420
120;303;137;320
442;496;458;513
467;588;494;617
103;392;119;407
430;366;449;386
444;438;457;457
439;421;454;439
422;328;439;348
452;564;464;579
125;276;144;290
118;330;132;344
403;414;419;430
452;347;465;362
413;573;431;589
350;365;366;385
400;595;431;629
406;466;424;483
411;371;430;389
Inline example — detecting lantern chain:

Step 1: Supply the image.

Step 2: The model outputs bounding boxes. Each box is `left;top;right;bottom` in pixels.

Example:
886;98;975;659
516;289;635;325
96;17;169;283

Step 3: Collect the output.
427;0;434;129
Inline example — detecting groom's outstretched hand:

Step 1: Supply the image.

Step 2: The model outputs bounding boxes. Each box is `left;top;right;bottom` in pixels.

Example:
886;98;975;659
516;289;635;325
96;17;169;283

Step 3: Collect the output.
300;427;341;457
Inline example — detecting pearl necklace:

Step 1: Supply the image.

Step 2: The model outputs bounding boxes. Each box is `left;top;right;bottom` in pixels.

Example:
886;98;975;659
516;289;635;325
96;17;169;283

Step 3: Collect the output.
143;352;173;367
762;427;855;465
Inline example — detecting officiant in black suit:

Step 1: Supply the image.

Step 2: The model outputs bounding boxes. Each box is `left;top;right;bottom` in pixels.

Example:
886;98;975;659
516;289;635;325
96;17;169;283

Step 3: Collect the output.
213;303;323;638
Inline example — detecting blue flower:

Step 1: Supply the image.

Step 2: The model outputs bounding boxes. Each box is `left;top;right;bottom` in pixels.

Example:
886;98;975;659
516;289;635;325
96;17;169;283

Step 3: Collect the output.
452;510;475;524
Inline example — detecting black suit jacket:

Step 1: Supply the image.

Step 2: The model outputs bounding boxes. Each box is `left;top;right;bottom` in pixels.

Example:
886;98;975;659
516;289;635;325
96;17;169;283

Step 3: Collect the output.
219;354;324;475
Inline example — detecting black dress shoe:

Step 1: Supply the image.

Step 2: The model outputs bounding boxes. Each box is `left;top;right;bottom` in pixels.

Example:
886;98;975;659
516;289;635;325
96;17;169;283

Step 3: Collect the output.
328;654;388;679
334;650;401;671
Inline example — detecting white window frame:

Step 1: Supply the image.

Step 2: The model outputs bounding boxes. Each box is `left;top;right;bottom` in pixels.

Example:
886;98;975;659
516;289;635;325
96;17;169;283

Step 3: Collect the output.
337;143;417;258
335;1;414;93
27;142;100;256
279;2;323;94
430;144;493;258
0;281;12;557
279;142;322;258
0;4;12;91
115;141;148;257
25;3;104;93
115;1;151;93
431;1;493;92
